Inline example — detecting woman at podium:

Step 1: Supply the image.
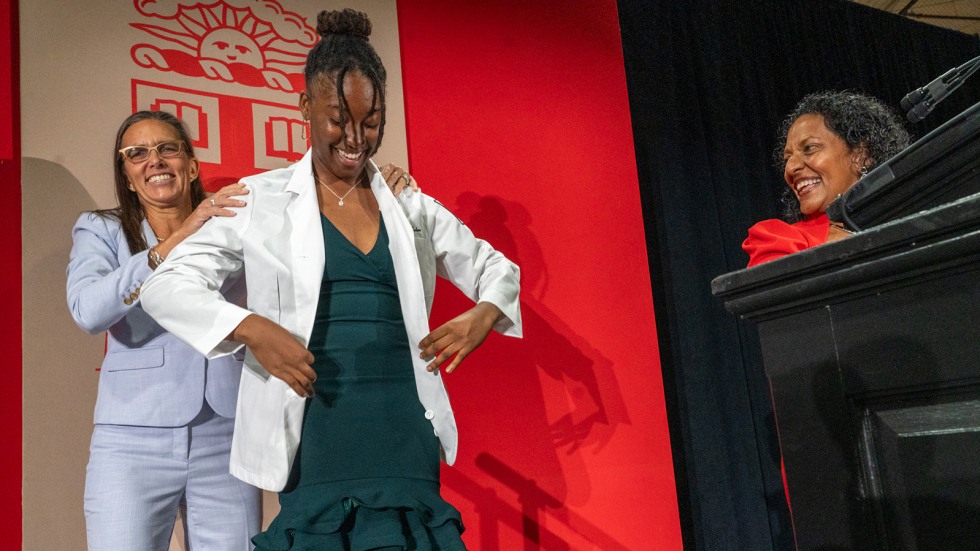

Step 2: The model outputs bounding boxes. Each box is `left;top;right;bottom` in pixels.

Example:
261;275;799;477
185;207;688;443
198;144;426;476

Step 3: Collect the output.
743;91;910;266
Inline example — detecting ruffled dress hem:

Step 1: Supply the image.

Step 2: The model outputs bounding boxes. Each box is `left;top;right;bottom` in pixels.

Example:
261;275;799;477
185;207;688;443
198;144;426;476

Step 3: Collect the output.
252;480;465;551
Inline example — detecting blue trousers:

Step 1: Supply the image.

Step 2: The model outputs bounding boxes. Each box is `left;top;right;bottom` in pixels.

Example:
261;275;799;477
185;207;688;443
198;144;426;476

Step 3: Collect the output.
84;404;261;550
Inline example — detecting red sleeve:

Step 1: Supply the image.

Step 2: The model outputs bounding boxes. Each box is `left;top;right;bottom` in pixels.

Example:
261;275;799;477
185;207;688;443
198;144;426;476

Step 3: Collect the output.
742;215;829;267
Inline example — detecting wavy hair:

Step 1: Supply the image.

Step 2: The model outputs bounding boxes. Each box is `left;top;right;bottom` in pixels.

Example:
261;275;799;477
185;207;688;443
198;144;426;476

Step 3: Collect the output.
773;91;910;221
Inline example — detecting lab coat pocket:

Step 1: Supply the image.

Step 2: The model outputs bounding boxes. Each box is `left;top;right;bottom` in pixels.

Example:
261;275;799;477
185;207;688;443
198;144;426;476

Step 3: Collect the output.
248;267;283;326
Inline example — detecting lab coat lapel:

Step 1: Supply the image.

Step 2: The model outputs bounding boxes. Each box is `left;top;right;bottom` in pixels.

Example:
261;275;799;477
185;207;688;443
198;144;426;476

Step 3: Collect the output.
284;152;325;344
371;172;430;345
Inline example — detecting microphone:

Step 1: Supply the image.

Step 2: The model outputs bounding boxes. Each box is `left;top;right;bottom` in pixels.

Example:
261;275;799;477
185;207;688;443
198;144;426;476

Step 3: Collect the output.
900;66;957;112
901;55;980;123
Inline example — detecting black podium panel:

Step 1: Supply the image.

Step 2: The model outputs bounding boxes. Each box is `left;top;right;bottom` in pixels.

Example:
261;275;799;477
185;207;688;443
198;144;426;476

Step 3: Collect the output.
713;193;980;550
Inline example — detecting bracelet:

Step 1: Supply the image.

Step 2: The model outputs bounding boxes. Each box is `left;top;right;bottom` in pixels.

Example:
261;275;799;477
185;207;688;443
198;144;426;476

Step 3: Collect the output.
148;246;165;270
830;222;855;235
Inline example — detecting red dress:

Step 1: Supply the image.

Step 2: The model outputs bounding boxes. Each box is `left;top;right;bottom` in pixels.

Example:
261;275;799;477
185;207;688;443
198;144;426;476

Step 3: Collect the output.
742;213;830;267
742;213;833;513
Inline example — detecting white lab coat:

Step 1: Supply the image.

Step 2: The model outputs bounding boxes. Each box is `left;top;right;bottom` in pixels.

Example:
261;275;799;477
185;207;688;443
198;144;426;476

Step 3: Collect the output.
142;152;522;491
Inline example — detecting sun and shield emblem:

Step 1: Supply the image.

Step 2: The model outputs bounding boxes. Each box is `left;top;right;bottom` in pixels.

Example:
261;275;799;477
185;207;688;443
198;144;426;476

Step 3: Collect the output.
128;0;315;189
130;0;316;92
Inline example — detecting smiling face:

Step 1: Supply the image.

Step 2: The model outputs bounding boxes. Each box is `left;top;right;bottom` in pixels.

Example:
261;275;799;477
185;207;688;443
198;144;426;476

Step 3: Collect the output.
119;119;199;211
299;70;382;184
783;114;864;217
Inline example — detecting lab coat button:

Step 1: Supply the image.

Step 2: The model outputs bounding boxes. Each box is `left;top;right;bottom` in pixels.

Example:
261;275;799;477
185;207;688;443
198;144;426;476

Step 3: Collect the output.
424;410;435;420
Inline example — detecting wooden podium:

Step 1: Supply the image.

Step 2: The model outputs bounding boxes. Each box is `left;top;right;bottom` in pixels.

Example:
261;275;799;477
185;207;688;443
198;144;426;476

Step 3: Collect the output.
712;103;980;550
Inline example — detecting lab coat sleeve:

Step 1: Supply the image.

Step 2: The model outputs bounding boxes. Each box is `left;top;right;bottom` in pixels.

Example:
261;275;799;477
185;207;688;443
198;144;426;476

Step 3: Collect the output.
141;192;254;358
424;195;522;337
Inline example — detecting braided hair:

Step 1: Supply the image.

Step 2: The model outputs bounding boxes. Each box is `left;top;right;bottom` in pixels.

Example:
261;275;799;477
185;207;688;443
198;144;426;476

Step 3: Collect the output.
772;91;910;222
305;8;387;154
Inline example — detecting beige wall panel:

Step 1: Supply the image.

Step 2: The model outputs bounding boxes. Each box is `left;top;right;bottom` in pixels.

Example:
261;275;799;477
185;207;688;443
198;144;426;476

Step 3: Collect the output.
21;1;406;549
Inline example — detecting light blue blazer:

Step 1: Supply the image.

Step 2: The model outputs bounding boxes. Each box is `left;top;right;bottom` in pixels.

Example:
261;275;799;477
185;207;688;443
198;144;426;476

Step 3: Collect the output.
67;212;244;427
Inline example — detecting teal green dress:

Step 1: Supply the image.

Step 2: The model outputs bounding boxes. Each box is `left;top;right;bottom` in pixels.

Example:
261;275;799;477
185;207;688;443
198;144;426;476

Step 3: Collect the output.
253;215;465;550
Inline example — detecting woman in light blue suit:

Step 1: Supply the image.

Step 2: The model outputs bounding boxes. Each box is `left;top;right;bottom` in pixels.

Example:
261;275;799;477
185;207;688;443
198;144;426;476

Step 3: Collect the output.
67;110;261;550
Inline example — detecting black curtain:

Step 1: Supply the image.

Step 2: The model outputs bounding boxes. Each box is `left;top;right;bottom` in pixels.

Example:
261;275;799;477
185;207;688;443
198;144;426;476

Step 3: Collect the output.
617;0;980;549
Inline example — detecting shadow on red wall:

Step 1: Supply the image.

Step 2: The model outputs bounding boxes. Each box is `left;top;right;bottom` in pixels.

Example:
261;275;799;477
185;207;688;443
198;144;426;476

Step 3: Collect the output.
433;194;632;549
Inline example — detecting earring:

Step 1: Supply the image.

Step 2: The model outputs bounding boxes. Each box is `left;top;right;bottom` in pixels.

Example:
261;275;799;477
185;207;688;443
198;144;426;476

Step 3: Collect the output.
301;119;310;141
860;165;869;177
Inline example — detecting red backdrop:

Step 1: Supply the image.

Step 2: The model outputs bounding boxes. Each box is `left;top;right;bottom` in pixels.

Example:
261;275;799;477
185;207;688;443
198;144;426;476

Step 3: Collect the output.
0;0;21;544
396;1;681;548
5;0;682;546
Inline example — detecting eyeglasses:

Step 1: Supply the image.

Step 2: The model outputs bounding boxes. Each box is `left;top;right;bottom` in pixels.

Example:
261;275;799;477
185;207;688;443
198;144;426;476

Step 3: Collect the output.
118;141;186;163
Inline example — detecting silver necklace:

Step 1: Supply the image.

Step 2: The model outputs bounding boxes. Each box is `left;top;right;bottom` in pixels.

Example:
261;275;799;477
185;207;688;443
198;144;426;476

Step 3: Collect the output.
149;224;167;243
314;173;363;206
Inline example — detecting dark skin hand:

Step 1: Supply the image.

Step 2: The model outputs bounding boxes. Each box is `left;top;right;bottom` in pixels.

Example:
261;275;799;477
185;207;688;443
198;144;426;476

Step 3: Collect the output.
232;314;318;397
419;301;503;373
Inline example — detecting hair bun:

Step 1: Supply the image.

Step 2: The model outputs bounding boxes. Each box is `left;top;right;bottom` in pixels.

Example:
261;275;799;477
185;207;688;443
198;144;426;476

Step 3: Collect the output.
316;8;372;39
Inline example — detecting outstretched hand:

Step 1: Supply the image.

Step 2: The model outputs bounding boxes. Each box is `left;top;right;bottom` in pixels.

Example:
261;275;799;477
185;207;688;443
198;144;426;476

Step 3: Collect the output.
154;183;249;259
418;302;503;373
232;314;317;397
180;182;248;237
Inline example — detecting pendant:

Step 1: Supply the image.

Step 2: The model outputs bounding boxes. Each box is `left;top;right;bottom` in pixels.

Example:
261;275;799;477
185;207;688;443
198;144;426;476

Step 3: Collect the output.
338;200;345;206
